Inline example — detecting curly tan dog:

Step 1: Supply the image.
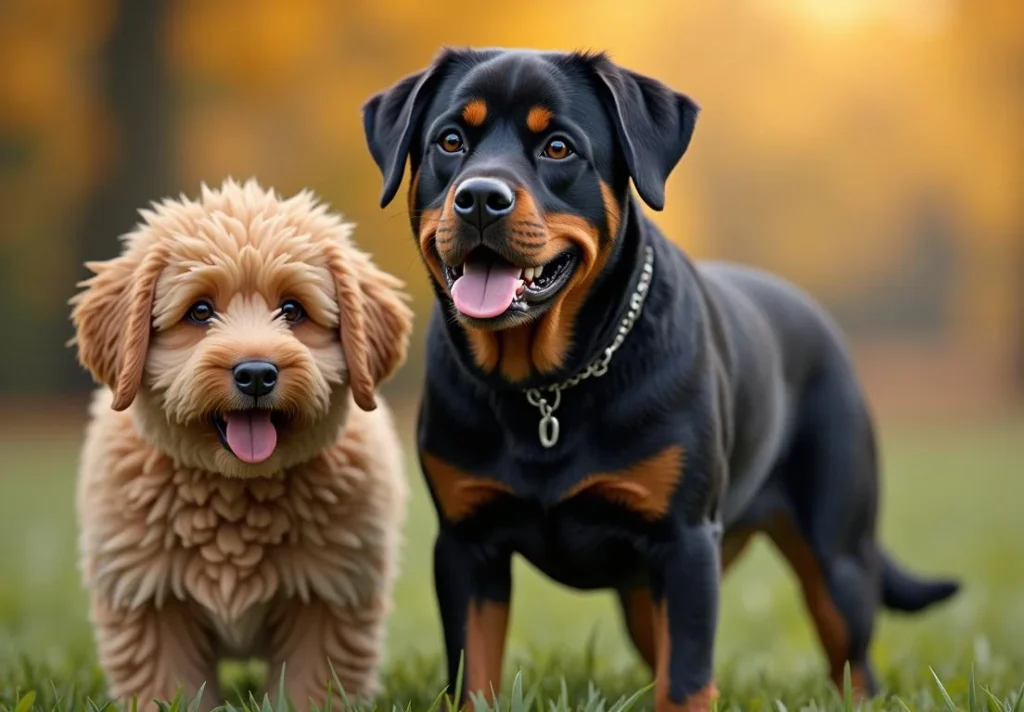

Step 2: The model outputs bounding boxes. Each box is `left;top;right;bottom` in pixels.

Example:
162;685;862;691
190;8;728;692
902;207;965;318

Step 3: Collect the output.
69;179;413;709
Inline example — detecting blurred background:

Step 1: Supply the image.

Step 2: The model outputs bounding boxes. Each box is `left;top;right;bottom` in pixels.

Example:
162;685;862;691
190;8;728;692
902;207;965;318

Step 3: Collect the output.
1;0;1022;695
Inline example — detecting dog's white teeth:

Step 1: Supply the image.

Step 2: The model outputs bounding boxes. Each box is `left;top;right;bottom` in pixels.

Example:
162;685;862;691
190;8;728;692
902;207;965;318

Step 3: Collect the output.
535;264;544;279
523;267;536;282
515;279;525;297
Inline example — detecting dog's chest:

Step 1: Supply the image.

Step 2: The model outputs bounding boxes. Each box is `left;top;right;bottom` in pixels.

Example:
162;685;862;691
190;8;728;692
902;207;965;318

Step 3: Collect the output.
439;462;668;590
94;456;378;625
162;475;296;621
512;504;650;589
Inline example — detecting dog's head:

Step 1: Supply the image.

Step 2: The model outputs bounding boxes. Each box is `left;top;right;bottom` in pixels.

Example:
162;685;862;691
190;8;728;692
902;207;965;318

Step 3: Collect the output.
362;48;697;381
70;179;412;477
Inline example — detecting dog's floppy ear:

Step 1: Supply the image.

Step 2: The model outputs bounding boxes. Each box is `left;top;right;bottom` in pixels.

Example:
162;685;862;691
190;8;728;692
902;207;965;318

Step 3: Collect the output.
70;243;167;411
590;55;699;211
326;242;413;412
362;51;454;208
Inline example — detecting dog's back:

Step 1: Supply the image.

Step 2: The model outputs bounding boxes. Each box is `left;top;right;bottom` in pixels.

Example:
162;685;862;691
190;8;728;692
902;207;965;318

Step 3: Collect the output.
687;259;867;520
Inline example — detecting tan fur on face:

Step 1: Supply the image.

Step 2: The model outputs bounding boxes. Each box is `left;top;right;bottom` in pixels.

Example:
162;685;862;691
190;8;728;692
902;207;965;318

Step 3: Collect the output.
71;177;412;416
419;181;620;381
70;179;411;709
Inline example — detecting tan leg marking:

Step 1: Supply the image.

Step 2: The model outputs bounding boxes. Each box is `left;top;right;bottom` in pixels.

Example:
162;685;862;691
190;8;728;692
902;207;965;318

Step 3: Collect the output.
621;587;657;668
652;600;719;712
463;599;510;708
765;515;870;694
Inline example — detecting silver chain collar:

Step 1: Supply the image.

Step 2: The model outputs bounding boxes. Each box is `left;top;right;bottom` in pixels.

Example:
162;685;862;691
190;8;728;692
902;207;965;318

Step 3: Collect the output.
524;245;655;448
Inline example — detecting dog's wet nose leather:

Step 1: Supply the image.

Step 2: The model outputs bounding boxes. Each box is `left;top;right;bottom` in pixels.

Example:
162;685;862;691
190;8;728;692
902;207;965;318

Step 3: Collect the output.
453;177;515;232
233;360;278;398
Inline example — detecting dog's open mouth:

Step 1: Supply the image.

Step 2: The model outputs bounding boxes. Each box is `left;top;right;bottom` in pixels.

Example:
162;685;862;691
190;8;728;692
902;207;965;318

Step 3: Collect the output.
442;247;578;321
211;410;283;464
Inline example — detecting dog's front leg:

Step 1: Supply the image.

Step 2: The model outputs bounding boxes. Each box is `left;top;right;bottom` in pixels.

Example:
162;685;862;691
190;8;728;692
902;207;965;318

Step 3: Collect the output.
266;596;388;709
434;530;512;709
651;521;721;712
90;597;217;712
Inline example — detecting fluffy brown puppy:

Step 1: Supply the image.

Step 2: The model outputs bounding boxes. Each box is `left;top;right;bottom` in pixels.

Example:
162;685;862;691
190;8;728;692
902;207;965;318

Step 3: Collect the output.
69;178;413;710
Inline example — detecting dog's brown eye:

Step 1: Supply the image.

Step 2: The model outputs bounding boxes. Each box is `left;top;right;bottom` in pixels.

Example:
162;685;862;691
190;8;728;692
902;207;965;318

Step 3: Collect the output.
187;300;215;325
279;299;306;324
439;131;464;154
542;137;573;160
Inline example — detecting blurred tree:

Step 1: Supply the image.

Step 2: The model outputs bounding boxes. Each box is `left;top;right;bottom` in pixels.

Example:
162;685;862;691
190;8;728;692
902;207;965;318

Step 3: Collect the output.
0;0;115;399
1;0;1021;410
64;0;175;391
1016;236;1024;397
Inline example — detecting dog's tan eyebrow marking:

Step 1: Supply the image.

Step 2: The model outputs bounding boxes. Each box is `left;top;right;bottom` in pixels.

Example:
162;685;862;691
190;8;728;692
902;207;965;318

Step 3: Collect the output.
526;106;553;133
462;99;488;127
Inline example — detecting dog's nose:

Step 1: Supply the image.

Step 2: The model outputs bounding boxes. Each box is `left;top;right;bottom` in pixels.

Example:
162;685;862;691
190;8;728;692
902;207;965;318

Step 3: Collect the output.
233;360;278;398
452;177;515;232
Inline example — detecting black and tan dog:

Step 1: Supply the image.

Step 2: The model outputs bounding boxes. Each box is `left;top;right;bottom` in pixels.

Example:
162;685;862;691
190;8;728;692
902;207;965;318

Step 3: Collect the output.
362;48;958;711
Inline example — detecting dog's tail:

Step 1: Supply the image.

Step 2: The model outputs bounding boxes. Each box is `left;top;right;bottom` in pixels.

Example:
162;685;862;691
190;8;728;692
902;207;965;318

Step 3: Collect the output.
880;549;960;613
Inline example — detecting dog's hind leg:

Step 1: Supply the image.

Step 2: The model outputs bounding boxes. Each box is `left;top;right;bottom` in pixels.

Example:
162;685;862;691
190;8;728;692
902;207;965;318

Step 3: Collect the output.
91;597;218;712
766;362;883;696
765;513;879;695
615;586;657;669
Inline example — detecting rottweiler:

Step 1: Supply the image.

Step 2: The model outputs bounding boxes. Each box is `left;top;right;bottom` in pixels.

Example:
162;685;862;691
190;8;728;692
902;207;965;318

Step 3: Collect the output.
361;48;959;711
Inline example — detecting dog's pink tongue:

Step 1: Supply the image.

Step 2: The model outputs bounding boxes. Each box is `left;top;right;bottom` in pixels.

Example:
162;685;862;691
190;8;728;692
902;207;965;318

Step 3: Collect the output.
451;259;521;319
224;411;277;464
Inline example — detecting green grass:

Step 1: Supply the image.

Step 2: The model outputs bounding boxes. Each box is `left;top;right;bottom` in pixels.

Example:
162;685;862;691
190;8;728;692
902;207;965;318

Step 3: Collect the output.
1;413;1023;710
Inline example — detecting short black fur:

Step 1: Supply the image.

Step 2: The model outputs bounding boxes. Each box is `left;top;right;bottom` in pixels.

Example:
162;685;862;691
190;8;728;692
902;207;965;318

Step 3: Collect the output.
362;47;959;710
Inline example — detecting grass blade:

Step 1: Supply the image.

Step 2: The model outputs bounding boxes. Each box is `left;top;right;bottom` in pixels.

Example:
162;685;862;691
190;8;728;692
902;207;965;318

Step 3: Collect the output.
981;686;1004;712
843;662;854;712
1009;682;1024;712
930;667;959;712
425;686;449;712
521;673;543;712
324;679;334;712
274;664;289;712
190;683;208;712
970;665;978;712
63;682;78;712
327;661;352;712
609;682;654;712
511;670;524;712
454;652;466;712
549;677;570;712
14;691;35;712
